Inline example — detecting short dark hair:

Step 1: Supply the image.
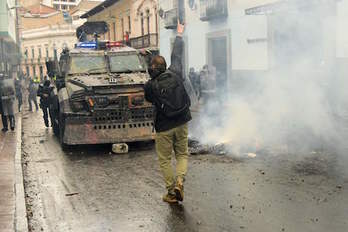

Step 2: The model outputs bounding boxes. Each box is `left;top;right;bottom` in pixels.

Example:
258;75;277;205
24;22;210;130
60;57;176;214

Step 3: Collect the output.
151;55;167;71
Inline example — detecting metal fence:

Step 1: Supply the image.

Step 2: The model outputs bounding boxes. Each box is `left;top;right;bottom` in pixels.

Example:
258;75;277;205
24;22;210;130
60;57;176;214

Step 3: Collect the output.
130;33;158;49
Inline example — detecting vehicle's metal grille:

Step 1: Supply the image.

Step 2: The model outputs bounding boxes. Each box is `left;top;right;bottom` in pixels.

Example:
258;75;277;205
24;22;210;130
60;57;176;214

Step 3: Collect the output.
93;108;154;123
94;111;125;122
130;108;154;121
93;122;154;130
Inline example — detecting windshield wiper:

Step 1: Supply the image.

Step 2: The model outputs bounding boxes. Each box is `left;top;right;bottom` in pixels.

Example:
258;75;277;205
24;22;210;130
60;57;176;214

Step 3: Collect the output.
86;67;107;74
111;68;145;73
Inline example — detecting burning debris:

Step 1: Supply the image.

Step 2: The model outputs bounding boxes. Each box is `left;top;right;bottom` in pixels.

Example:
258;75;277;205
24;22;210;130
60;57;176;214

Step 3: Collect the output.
189;138;260;158
189;138;227;155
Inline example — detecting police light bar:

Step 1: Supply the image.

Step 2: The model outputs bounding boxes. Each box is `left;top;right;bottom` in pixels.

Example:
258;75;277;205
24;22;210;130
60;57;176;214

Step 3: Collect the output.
106;41;124;48
75;42;97;49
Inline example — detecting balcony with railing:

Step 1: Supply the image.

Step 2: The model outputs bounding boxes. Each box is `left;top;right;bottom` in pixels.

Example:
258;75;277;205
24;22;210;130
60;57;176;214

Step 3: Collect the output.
164;8;178;29
200;0;228;21
130;33;158;49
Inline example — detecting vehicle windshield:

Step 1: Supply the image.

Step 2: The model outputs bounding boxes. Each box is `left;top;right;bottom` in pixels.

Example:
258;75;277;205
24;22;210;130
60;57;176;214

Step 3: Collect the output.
70;56;107;74
109;54;146;73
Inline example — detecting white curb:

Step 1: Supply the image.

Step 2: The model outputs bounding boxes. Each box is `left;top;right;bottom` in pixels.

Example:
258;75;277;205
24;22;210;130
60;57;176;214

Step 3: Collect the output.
14;113;28;232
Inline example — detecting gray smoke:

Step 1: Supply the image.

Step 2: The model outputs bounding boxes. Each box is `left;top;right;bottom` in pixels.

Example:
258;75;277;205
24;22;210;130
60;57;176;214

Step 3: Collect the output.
189;0;348;156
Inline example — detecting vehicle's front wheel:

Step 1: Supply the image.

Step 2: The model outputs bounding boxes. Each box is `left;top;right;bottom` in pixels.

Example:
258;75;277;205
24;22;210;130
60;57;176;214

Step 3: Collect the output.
59;113;69;150
52;113;59;136
51;96;60;137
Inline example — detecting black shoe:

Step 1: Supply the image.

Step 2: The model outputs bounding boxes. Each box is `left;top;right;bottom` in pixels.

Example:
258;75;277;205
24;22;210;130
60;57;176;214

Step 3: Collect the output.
174;181;184;202
2;128;8;132
10;127;15;131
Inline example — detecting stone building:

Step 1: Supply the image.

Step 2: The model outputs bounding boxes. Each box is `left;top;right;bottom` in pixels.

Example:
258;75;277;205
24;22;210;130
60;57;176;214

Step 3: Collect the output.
20;4;76;78
0;0;20;77
81;0;159;51
20;1;99;78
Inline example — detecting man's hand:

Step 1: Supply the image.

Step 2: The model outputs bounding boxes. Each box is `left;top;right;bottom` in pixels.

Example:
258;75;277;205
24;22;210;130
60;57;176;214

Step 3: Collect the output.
177;20;185;36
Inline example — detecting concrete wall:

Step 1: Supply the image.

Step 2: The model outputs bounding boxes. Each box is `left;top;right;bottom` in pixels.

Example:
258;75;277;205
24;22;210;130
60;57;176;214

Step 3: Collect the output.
0;0;19;76
87;0;158;41
159;0;271;83
0;0;17;42
88;0;132;41
131;0;158;37
19;0;41;8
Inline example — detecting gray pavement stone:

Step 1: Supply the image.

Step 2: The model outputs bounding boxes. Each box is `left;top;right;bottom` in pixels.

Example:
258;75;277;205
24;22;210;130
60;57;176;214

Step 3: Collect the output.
0;114;28;232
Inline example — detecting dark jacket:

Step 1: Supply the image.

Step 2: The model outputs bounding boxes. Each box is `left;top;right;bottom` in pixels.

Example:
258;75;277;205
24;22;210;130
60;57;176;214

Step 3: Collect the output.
144;36;192;132
37;85;54;107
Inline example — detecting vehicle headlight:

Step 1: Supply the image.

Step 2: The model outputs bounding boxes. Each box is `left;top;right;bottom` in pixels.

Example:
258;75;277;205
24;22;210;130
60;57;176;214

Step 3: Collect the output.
95;97;109;107
70;101;85;112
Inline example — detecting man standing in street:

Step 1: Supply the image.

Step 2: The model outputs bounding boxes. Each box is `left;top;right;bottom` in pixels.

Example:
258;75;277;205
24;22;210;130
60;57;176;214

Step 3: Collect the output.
144;21;191;203
28;79;38;111
15;77;23;112
189;67;201;99
0;81;8;132
37;80;54;127
0;73;16;131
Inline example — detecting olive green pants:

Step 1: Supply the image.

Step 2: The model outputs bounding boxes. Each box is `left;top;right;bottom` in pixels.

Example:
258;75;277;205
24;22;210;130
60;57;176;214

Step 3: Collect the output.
155;123;189;192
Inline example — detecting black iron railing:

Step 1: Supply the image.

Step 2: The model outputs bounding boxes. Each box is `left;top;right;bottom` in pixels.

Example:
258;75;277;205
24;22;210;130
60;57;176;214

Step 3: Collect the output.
130;33;158;49
200;0;228;21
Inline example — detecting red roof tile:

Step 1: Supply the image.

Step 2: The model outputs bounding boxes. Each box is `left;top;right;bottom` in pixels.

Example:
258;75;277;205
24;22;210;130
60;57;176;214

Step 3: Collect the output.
25;3;57;15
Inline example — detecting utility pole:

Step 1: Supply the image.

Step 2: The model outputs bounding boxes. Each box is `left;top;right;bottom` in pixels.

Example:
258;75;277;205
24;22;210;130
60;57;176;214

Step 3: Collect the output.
13;0;22;75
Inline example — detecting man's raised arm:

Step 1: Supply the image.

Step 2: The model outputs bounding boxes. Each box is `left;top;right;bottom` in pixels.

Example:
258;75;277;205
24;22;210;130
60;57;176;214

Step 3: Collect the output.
169;21;185;77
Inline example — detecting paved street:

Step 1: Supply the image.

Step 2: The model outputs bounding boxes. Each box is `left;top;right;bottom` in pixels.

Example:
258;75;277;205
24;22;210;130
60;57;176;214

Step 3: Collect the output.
20;110;348;232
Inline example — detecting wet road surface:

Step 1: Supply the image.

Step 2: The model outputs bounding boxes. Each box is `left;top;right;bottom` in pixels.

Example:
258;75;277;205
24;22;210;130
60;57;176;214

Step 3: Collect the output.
22;111;348;232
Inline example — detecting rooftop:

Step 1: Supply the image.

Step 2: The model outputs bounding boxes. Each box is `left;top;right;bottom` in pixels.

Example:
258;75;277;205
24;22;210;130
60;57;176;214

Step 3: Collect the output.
24;3;57;16
81;0;120;18
69;0;102;15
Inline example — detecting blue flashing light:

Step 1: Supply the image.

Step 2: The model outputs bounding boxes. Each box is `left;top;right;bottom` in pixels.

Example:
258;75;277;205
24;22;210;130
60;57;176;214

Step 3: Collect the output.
75;42;97;49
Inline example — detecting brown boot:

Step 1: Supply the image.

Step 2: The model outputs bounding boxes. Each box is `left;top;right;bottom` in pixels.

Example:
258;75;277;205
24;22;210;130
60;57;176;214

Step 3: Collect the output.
162;192;178;204
174;179;184;202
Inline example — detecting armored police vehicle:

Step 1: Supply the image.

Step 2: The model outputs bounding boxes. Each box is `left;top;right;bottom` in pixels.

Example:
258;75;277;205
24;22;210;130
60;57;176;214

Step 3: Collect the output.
51;22;154;148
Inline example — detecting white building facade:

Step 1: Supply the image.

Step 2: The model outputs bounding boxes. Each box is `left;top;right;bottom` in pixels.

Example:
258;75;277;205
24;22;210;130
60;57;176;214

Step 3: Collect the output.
159;0;276;90
52;0;81;11
159;0;347;93
21;23;78;78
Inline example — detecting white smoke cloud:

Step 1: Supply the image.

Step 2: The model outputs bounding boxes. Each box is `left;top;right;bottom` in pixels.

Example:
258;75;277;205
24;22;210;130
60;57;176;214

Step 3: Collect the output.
189;0;348;156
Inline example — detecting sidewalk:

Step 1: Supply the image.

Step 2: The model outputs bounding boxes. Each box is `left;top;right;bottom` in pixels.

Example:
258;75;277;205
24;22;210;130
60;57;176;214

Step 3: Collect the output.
0;114;27;232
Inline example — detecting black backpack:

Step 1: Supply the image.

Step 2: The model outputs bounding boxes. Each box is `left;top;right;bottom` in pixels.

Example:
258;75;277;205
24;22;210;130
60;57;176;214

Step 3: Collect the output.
152;70;191;118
